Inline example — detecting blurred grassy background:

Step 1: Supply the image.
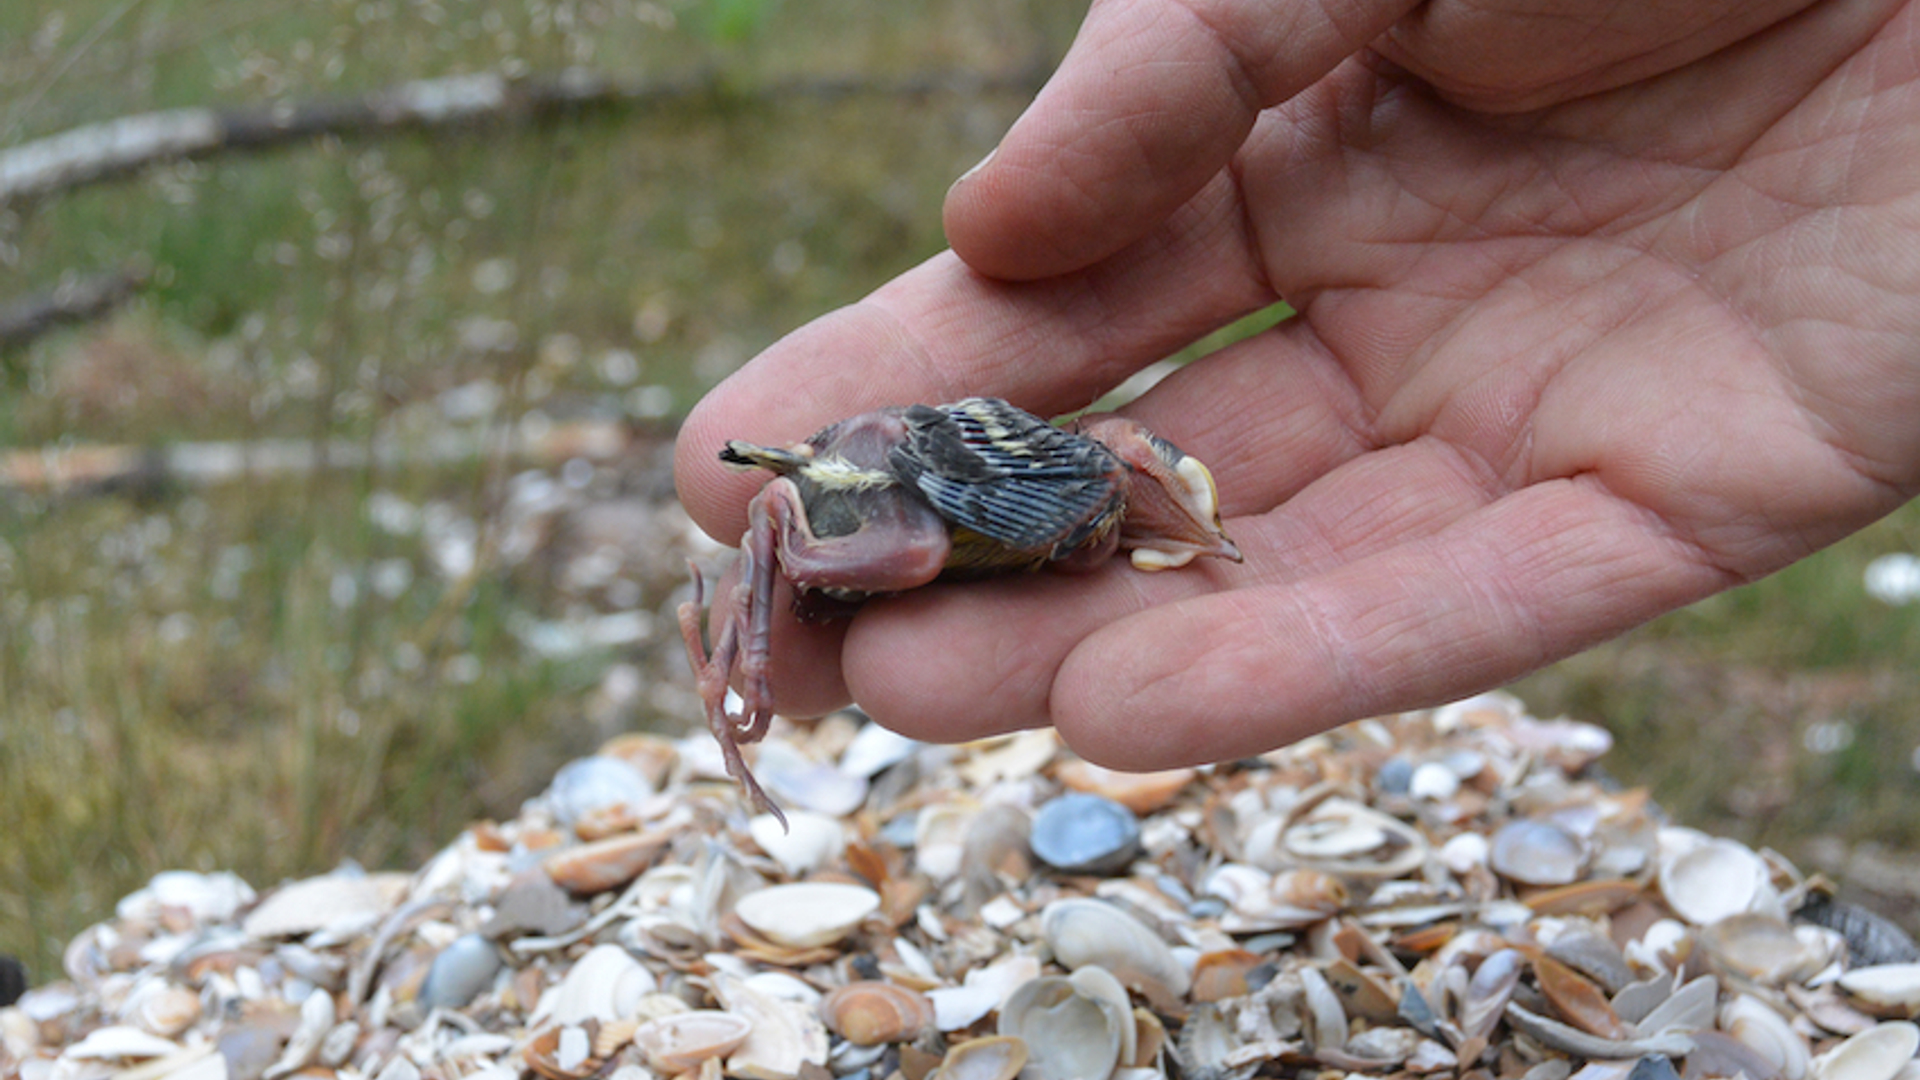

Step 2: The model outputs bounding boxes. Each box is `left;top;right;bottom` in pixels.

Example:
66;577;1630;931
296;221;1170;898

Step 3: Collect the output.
3;0;1917;982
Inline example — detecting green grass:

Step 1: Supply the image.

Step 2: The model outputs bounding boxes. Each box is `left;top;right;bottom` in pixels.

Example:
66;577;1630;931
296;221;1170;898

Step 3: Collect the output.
4;0;1919;988
0;0;1069;978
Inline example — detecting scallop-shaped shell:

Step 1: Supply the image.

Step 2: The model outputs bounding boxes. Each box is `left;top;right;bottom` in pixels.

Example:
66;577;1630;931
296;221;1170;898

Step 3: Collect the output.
1176;1003;1258;1080
822;982;935;1046
998;976;1127;1080
631;1011;753;1073
241;873;406;939
1810;1022;1920;1080
931;1036;1029;1080
734;882;880;949
1041;898;1191;1003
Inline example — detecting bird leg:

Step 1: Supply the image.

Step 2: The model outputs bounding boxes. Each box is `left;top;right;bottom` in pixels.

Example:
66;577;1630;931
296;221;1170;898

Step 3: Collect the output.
677;559;784;827
679;475;951;826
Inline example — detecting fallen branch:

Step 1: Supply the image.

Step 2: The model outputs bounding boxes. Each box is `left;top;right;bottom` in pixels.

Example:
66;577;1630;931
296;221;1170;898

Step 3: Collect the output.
0;419;649;496
0;267;146;351
0;65;1047;206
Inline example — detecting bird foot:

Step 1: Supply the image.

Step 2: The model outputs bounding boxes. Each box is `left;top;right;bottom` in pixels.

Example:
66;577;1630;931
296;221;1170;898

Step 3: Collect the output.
678;563;788;829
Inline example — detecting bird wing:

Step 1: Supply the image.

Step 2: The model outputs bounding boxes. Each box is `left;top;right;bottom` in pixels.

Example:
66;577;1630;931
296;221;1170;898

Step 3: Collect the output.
888;398;1126;555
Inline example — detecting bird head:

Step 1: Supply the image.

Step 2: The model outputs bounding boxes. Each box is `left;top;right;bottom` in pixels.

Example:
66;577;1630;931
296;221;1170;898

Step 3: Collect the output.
1072;414;1243;571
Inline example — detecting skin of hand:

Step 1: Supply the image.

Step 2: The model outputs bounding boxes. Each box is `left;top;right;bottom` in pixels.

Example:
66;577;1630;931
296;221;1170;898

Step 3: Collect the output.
675;0;1920;770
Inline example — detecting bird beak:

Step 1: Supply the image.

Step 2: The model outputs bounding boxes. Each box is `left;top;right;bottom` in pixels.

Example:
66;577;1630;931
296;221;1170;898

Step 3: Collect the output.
1074;416;1243;572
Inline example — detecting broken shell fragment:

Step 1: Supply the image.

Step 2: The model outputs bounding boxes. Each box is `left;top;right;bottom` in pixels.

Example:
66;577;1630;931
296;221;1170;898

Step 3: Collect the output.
998;976;1128;1080
1281;798;1429;879
931;1036;1029;1080
526;1022;605;1080
631;1011;753;1073
713;974;831;1080
734;882;880;949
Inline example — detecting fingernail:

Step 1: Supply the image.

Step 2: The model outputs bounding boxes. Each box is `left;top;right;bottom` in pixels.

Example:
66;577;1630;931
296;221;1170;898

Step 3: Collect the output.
950;146;995;190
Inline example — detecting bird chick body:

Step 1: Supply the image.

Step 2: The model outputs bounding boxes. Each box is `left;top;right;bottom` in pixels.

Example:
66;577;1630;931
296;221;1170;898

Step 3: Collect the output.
679;397;1240;822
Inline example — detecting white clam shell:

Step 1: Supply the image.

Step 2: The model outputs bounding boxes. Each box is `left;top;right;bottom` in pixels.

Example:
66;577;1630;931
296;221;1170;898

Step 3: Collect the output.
64;1026;184;1061
1723;994;1812;1080
1842;966;1920;1015
242;873;407;939
1659;834;1782;926
1408;762;1460;800
534;943;658;1025
1812;1022;1920;1080
735;882;880;949
1041;898;1190;1003
750;812;845;878
838;722;922;778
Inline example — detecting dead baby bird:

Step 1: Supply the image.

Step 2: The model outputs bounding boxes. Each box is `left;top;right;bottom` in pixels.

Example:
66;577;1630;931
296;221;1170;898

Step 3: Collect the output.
678;396;1241;822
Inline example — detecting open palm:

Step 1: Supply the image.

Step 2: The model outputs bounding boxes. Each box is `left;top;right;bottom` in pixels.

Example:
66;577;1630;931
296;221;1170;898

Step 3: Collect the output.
675;0;1920;768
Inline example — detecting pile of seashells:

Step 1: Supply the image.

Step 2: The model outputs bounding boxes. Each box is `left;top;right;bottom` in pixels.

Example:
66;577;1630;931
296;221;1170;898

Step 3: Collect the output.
7;693;1920;1080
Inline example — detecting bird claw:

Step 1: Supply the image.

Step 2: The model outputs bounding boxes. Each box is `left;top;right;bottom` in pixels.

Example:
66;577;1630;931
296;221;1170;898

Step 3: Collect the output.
677;561;788;830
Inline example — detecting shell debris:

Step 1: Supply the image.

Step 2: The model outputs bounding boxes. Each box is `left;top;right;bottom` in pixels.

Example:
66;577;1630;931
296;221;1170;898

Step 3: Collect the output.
6;692;1919;1080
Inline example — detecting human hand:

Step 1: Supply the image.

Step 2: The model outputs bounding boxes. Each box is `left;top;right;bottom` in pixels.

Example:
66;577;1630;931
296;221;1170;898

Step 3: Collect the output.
674;0;1920;769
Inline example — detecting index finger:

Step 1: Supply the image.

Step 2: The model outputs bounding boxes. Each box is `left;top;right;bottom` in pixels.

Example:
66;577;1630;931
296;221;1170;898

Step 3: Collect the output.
943;0;1419;281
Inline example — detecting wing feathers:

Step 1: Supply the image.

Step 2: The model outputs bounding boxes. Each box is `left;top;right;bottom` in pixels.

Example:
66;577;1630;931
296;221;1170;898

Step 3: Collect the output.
889;398;1125;556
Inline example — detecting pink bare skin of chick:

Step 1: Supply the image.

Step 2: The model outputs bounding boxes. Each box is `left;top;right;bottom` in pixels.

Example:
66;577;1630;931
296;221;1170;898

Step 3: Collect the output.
679;398;1239;823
